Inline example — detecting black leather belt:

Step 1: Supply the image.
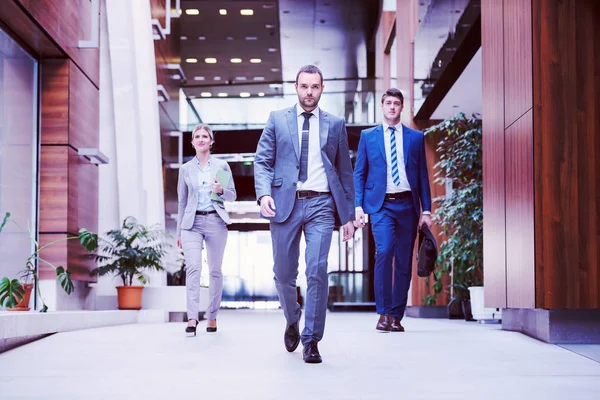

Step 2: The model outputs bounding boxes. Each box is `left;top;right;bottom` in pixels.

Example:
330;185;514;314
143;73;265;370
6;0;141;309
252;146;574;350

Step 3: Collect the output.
196;210;217;215
385;191;411;200
296;190;328;200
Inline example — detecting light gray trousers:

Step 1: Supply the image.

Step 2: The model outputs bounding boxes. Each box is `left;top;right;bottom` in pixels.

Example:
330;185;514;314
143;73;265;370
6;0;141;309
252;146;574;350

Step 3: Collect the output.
181;213;228;321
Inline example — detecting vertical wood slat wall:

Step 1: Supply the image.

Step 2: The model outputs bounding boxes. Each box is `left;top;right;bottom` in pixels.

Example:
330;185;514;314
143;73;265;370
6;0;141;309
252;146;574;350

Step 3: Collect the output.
482;0;600;309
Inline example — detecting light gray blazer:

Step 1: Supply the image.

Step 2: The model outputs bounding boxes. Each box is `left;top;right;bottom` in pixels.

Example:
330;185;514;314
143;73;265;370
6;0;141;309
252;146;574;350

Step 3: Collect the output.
176;156;236;236
254;105;355;226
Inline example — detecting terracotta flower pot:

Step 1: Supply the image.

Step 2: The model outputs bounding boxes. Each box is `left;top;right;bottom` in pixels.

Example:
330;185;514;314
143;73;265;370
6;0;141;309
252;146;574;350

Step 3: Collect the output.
116;286;144;310
7;283;34;311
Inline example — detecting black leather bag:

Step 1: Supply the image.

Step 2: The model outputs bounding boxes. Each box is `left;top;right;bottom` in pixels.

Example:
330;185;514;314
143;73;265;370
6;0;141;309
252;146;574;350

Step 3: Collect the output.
417;224;437;277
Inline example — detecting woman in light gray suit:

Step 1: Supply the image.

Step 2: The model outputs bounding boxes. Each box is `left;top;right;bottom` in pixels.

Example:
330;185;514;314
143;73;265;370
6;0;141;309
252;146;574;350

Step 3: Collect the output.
177;124;236;336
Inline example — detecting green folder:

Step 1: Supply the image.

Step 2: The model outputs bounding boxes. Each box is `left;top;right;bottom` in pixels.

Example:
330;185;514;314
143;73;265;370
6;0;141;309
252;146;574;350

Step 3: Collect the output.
211;169;231;202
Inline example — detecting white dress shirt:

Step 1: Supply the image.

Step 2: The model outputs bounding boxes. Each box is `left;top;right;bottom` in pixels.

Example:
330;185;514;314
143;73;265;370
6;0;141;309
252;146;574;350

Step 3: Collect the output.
296;104;329;192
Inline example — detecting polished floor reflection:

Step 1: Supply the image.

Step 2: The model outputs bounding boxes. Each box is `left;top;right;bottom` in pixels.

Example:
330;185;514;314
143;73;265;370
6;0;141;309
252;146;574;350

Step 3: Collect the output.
0;310;599;399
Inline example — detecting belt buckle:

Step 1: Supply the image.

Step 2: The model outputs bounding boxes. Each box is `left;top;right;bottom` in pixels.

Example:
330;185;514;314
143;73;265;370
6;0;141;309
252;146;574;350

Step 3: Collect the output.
296;191;307;200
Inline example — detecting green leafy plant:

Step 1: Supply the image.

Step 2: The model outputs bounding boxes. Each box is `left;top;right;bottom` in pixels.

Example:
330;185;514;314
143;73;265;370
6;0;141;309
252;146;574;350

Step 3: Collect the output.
83;216;169;286
0;211;95;311
423;113;483;305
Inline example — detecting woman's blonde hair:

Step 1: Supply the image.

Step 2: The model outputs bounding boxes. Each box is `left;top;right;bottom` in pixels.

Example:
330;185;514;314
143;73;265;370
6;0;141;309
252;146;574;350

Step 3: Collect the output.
191;124;214;142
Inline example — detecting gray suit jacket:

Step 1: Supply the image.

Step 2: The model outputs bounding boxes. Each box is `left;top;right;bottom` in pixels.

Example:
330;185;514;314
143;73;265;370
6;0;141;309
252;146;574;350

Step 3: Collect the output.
254;105;355;225
177;156;236;236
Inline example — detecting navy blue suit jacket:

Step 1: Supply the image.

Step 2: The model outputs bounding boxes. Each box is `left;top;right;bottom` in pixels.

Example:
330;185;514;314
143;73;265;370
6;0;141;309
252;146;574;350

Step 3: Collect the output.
354;124;432;215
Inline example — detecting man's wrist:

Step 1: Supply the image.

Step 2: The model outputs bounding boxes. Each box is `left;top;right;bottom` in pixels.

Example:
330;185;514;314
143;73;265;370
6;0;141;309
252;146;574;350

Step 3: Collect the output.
355;206;364;214
422;211;431;215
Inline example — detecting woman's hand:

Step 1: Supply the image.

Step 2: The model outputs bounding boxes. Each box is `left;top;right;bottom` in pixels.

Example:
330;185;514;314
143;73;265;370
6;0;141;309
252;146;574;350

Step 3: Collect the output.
177;236;182;249
211;178;224;194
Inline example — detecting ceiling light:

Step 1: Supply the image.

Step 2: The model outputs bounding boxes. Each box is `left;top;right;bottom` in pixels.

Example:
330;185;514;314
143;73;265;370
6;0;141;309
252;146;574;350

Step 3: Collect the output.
214;76;221;81
230;58;242;63
258;92;265;97
200;92;212;97
205;58;217;63
240;9;254;16
250;58;262;63
270;68;279;72
253;76;265;81
265;24;275;28
186;58;198;63
171;74;181;80
180;36;188;40
269;83;282;89
268;48;277;52
217;93;228;97
226;36;234;40
194;76;205;81
185;9;199;15
263;4;274;8
219;9;227;15
236;76;247;81
198;36;206;40
245;36;257;41
239;92;251;98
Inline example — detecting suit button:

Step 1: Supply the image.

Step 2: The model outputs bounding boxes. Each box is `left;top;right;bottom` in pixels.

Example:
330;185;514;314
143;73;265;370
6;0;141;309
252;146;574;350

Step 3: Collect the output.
296;165;299;170
293;182;296;186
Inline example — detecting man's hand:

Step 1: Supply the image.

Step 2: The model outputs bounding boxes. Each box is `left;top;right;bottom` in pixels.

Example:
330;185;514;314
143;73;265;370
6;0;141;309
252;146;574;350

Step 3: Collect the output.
342;221;355;242
420;214;432;230
260;195;276;217
353;208;367;228
177;236;182;249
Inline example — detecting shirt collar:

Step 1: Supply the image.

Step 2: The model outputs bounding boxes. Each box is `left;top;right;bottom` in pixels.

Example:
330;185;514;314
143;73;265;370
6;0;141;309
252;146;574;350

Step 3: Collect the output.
196;157;211;168
382;122;402;133
296;104;320;120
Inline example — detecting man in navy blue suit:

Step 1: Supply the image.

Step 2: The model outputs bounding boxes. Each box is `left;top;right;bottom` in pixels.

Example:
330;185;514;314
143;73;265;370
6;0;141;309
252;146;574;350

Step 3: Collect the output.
353;88;432;332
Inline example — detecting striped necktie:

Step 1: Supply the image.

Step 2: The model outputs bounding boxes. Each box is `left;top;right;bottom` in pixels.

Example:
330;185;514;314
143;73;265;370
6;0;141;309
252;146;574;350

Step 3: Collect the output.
389;126;401;186
299;112;312;182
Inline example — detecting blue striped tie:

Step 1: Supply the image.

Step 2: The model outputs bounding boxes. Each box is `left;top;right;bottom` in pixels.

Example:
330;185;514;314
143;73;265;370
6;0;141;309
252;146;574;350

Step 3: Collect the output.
389;126;401;186
299;112;312;182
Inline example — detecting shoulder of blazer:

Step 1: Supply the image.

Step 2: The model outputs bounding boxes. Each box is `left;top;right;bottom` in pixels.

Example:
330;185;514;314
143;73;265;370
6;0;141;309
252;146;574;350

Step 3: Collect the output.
403;125;424;138
181;158;195;171
210;156;228;169
361;125;380;136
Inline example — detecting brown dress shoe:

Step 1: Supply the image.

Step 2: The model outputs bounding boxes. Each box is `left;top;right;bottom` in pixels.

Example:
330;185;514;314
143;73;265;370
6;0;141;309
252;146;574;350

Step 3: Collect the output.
376;314;391;332
390;317;405;332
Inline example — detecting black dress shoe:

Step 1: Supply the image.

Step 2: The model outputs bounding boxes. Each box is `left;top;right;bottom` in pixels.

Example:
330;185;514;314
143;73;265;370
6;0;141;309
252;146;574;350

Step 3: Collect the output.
302;341;322;364
390;317;405;332
185;319;198;336
376;314;391;332
284;311;301;352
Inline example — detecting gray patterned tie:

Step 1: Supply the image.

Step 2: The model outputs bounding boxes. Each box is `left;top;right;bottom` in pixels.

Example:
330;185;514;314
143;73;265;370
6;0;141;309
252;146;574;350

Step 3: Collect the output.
299;112;312;182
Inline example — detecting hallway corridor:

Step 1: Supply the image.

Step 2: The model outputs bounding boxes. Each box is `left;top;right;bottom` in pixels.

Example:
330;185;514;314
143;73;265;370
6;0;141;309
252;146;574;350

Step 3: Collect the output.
0;310;598;399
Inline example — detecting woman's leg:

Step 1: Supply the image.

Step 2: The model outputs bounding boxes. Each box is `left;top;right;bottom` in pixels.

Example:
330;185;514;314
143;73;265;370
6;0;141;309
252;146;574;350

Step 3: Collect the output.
181;225;205;322
204;215;228;321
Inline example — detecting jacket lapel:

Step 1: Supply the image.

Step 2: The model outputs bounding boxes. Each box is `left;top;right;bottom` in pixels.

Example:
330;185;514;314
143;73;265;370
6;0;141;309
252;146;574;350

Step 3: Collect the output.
287;106;300;161
375;125;386;161
319;109;329;150
402;124;411;166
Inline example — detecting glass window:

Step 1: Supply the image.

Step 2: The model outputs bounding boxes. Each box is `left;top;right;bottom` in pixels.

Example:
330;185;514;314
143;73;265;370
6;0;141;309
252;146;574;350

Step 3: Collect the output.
0;28;39;308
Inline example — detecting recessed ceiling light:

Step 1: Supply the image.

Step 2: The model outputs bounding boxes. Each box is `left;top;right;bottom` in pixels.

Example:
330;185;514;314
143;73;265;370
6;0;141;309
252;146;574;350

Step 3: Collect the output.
194;76;205;81
200;92;212;97
268;48;277;52
198;36;206;40
253;76;265;81
204;58;217;64
269;83;282;89
186;58;198;63
250;58;262;63
185;9;199;15
263;4;274;9
236;76;247;81
214;76;221;81
181;36;188;40
230;58;242;63
239;92;251;98
240;9;254;16
258;92;265;97
245;36;257;41
171;74;181;80
265;24;275;28
217;93;228;97
226;36;234;41
219;9;227;15
271;68;279;72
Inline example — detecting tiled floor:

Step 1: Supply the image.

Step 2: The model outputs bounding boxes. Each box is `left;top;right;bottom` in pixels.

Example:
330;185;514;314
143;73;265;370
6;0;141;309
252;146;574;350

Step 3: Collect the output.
0;310;599;399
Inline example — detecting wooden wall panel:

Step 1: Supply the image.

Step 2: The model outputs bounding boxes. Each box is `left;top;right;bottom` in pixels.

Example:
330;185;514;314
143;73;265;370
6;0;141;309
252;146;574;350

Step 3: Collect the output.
41;60;69;145
481;0;507;308
503;0;533;127
505;110;535;308
38;233;95;281
68;147;98;237
533;0;600;308
25;0;99;87
39;146;68;233
69;60;99;149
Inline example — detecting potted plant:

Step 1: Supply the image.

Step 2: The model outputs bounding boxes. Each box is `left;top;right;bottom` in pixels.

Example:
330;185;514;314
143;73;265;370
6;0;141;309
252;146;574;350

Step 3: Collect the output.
82;216;169;310
0;211;95;312
423;113;483;320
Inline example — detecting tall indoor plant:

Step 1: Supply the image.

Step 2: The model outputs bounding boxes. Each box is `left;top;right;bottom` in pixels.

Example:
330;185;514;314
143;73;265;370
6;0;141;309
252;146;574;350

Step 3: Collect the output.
423;113;482;317
0;211;95;311
83;216;169;310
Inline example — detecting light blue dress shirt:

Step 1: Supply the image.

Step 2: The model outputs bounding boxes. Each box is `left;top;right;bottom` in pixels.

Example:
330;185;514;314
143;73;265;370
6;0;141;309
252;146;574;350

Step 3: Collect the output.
196;159;215;212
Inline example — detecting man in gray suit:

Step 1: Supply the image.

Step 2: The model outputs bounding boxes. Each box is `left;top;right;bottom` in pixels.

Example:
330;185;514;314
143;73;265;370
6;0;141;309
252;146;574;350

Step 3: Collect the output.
254;65;355;364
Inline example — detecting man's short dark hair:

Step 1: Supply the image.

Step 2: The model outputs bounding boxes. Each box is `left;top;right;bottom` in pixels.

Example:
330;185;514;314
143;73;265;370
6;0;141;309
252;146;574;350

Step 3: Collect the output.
381;88;404;104
295;65;323;84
